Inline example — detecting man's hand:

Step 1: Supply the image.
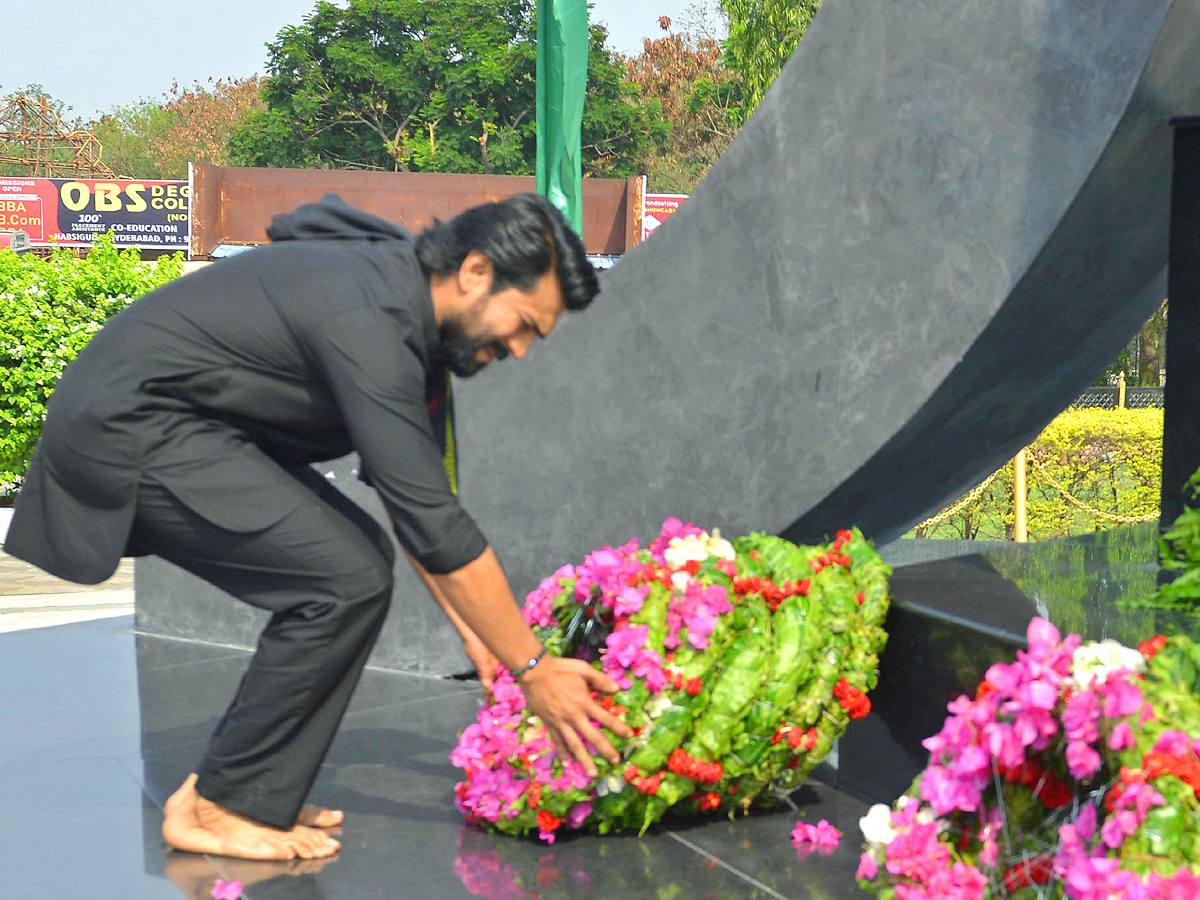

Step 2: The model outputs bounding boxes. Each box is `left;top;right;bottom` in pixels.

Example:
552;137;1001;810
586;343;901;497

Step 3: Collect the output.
518;657;634;777
461;632;500;692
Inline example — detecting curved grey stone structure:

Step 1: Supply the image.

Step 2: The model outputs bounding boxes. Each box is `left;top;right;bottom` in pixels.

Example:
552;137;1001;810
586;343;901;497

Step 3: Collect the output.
456;0;1200;598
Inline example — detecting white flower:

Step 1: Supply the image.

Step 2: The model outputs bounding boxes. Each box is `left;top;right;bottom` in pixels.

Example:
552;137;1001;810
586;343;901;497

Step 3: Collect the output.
595;772;626;797
645;694;674;719
669;570;692;593
1071;639;1146;689
859;804;896;846
663;529;737;569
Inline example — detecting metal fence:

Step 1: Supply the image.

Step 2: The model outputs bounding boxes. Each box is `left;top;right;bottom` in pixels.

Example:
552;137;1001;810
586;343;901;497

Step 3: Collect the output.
1071;385;1163;409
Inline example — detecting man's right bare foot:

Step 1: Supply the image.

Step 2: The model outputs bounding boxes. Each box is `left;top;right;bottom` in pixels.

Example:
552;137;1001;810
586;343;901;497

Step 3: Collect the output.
162;775;340;860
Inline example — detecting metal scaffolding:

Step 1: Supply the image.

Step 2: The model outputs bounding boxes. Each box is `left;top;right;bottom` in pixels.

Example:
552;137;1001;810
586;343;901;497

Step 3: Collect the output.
0;93;114;178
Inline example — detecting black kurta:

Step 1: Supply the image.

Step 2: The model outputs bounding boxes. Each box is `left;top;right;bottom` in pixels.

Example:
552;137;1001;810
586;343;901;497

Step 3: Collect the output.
4;195;486;583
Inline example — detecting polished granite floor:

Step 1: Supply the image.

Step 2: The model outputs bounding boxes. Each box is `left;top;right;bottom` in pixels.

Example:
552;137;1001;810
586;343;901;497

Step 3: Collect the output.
13;525;1189;899
0;614;876;900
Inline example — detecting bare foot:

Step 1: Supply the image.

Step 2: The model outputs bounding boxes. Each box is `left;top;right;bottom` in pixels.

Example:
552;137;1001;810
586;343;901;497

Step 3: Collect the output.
297;803;344;828
163;775;341;860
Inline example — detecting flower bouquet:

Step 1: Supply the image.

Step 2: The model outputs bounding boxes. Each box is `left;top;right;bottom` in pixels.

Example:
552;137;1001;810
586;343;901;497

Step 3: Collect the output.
857;617;1200;900
452;519;891;842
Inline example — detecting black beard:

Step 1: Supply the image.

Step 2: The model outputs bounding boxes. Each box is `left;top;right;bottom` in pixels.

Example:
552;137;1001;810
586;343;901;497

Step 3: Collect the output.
435;319;509;378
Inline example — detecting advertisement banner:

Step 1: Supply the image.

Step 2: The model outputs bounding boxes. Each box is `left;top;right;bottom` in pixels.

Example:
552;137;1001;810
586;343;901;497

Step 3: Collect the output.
0;177;189;249
641;192;688;241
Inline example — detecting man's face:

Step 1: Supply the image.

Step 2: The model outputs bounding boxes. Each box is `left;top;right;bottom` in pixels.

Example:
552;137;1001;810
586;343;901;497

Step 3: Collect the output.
437;266;566;377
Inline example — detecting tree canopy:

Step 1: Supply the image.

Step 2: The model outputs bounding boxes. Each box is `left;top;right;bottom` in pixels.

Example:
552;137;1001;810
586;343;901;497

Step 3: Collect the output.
720;0;822;112
623;15;745;192
228;0;664;176
91;78;265;179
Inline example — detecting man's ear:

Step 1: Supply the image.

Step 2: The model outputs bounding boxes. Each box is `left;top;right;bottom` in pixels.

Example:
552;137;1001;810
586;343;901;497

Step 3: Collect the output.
458;250;494;298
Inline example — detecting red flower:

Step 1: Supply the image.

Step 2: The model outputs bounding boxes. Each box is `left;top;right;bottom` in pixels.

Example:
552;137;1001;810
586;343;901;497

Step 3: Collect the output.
803;728;818;751
536;809;562;832
624;765;639;783
684;678;703;696
1138;634;1169;659
833;678;871;718
1003;857;1054;891
771;728;786;745
698;792;721;812
668;749;693;776
697;761;723;784
787;728;804;749
637;774;662;795
526;784;542;807
836;529;854;544
682;559;702;575
1032;773;1071;809
855;591;865;605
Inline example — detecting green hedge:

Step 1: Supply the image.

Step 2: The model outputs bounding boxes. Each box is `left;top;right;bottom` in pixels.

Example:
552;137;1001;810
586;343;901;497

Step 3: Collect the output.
908;408;1163;540
0;236;184;496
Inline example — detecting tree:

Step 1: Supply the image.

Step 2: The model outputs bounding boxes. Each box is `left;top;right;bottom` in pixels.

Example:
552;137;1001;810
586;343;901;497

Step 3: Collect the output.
720;0;822;113
90;78;266;179
622;15;744;192
89;100;175;179
1094;301;1168;388
229;0;664;176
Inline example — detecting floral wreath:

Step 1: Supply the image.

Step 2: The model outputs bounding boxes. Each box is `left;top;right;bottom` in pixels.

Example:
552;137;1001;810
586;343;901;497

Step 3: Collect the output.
452;518;891;842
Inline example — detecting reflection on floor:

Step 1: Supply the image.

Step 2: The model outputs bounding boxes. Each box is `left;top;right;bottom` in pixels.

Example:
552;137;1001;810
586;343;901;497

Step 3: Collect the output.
0;615;877;900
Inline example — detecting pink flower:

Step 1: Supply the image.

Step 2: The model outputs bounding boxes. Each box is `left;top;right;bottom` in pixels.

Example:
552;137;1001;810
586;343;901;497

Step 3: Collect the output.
886;821;949;884
933;861;988;900
613;585;649;617
856;851;879;880
791;819;841;848
566;800;593;829
1109;721;1135;751
211;881;244;900
1064;856;1139;900
603;625;648;669
1066;739;1102;780
1153;729;1193;757
1101;809;1139;849
1147;867;1200;900
920;763;982;815
979;837;997;867
489;674;527;713
1099;673;1144;719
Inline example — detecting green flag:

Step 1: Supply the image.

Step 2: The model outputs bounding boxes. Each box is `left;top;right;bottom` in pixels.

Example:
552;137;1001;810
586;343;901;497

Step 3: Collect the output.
536;0;588;235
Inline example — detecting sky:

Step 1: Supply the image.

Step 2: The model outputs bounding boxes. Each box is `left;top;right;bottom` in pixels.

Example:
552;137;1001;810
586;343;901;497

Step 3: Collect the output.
0;0;724;124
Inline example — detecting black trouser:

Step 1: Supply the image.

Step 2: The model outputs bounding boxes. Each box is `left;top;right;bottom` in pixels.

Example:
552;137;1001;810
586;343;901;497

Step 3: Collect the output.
129;464;395;828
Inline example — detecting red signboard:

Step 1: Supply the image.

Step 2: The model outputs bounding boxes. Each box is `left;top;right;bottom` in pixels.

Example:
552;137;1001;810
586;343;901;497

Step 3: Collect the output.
0;178;189;249
641;192;688;240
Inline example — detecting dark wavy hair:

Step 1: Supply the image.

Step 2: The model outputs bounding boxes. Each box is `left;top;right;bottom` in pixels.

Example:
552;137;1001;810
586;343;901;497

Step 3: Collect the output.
415;193;599;311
